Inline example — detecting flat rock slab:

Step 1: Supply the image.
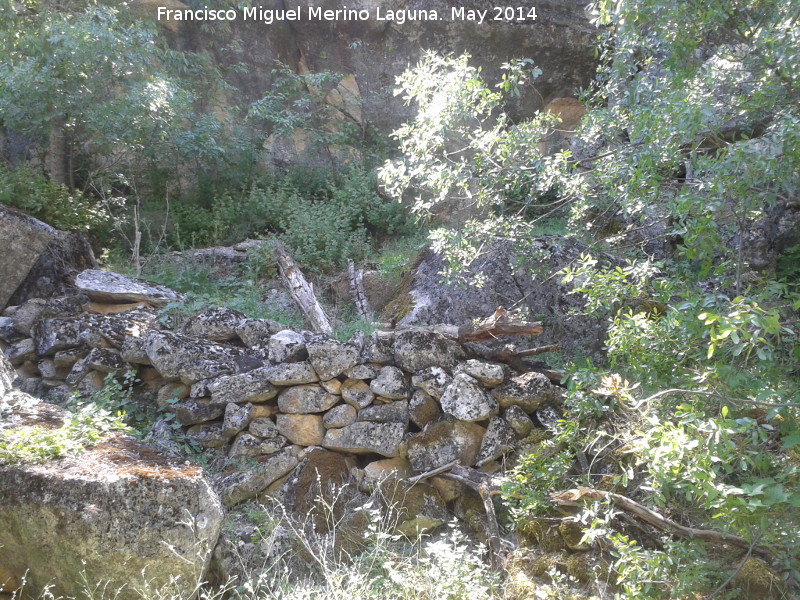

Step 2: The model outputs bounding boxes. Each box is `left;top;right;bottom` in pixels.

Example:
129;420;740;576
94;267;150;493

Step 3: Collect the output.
75;270;185;308
0;426;223;600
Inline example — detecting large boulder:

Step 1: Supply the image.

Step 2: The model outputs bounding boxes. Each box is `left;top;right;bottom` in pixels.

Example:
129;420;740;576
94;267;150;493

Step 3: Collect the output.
0;205;96;310
75;269;185;308
0;407;223;600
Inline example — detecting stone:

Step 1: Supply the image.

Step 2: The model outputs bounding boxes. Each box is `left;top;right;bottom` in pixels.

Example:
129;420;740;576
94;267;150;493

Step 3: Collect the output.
387;480;448;537
250;404;278;419
223;402;254;436
430;476;466;503
229;431;286;458
476;416;518;465
0;354;15;399
358;401;409;425
74;269;185;308
186;422;231;448
492;371;562;413
53;347;88;368
307;339;360;381
406;419;486;472
340;378;374;409
393;330;464;372
78;329;111;349
440;373;499;422
369;366;409;400
344;363;378;380
276;414;325;446
215;448;299;506
268;330;307;363
32;317;84;356
322;422;406;457
260;362;319;385
0;317;22;344
85;301;148;315
84;347;128;375
75;370;107;395
409;390;441;429
0;432;223;600
182;307;247;342
248;416;279;438
7;298;47;337
174;399;225;426
320;378;342;394
535;404;562;430
207;369;278;405
280;448;354;520
363;457;414;484
323;404;357;429
235;318;283;347
4;338;36;366
120;335;151;365
143;330;245;384
277;384;338;414
503;405;534;438
156;383;190;409
411;366;452;399
456;359;505;387
361;332;394;364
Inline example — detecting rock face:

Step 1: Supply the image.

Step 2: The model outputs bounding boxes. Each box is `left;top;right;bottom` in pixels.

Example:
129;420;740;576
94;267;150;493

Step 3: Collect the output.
0;430;223;600
0;206;96;311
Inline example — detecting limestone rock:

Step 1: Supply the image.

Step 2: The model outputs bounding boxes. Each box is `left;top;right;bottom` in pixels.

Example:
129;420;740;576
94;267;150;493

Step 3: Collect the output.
503;405;534;438
0;317;23;344
323;422;406;457
84;347;128;375
6;298;46;337
320;378;342;394
248;416;279;438
53;347;87;368
361;332;394;365
215;448;299;506
75;269;185;308
407;419;486;472
143;330;245;384
358;401;409;425
386;480;448;537
280;448;353;520
476;416;517;465
182;307;247;342
235;317;283;347
363;457;414;485
277;384;338;414
156;383;189;409
456;359;505;387
411;366;452;399
440;373;499;422
186;422;231;448
0;353;15;399
260;361;319;385
223;402;254;436
32;317;84;356
276;413;325;446
409;390;441;429
323;404;357;429
4;338;36;366
120;335;150;365
208;369;278;405
492;371;561;412
307;339;359;381
229;431;286;458
268;330;307;363
370;366;409;400
394;330;464;372
174;399;225;426
0;433;223;600
340;378;374;409
344;363;378;380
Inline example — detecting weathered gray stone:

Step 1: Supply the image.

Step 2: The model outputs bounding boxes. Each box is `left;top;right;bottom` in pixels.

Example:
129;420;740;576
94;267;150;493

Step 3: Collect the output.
363;457;414;485
65;357;90;386
223;402;254;436
235;318;283;347
174;399;225;426
323;404;357;429
182;307;247;342
37;359;67;381
440;373;499;422
268;330;307;363
75;269;185;308
208;369;279;405
320;378;342;394
323;422;406;457
307;339;360;381
407;419;486;472
77;330;110;349
492;371;562;412
229;431;286;458
277;384;338;414
143;330;246;384
4;338;35;366
409;390;441;429
275;413;325;446
503;405;534;438
361;332;394;365
0;317;23;344
84;347;128;375
394;331;464;372
411;366;452;399
6;298;46;337
0;430;223;600
0;353;15;399
53;347;88;368
386;480;448;537
260;362;319;385
248;416;278;438
187;422;231;448
120;335;150;365
370;366;409;400
215;448;299;506
344;363;378;380
476;416;517;465
456;359;505;387
340;378;374;409
32;317;84;356
156;383;190;409
358;401;409;425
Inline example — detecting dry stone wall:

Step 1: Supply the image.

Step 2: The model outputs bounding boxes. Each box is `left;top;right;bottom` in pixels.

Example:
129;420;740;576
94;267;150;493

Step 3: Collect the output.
1;270;563;513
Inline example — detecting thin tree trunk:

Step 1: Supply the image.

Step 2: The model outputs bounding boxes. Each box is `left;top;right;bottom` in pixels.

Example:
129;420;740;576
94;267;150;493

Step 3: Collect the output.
274;242;333;335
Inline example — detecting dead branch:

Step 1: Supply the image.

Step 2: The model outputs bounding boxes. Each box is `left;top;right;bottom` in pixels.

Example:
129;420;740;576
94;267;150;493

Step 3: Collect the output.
274;242;333;335
347;259;371;321
550;487;775;558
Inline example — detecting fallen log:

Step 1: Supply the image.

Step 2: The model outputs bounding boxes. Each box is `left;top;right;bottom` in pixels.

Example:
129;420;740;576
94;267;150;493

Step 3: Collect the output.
347;259;371;321
274;242;333;335
550;487;775;558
